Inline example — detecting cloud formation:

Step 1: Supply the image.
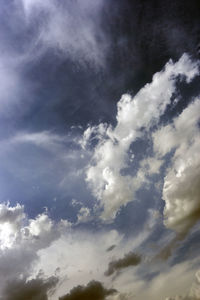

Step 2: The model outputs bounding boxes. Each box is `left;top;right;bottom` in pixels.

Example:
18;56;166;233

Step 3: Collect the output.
0;202;69;295
153;98;200;236
83;54;199;221
105;252;142;276
59;280;117;300
165;269;200;300
1;276;58;300
20;0;108;67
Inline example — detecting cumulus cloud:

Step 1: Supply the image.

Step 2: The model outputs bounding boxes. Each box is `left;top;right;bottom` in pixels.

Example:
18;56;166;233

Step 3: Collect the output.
0;202;69;252
105;252;142;276
0;203;69;295
83;54;199;221
153;98;200;236
59;280;117;300
77;207;91;223
1;276;58;300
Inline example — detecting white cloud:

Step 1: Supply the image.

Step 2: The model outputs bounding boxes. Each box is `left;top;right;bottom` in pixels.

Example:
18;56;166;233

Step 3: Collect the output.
153;98;200;235
20;0;108;67
84;54;199;221
77;206;91;223
0;202;70;295
33;229;124;299
0;202;163;299
140;156;164;175
111;257;200;300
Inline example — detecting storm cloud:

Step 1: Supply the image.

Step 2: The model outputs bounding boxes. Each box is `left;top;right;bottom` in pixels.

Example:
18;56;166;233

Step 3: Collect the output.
59;281;117;300
1;276;58;300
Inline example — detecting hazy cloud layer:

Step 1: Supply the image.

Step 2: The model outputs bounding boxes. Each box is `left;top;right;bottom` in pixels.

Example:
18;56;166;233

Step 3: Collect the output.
19;0;108;67
165;269;200;300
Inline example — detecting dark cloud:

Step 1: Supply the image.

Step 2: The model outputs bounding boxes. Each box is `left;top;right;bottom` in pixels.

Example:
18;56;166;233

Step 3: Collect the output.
105;252;142;276
106;245;116;252
2;276;58;300
59;280;117;300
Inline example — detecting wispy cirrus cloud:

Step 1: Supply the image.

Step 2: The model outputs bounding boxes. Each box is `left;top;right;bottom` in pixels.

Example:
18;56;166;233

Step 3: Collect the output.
20;0;109;67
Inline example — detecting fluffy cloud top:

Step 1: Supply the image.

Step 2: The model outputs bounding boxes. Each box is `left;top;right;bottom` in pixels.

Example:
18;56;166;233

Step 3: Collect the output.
83;54;199;221
153;98;200;235
0;203;69;296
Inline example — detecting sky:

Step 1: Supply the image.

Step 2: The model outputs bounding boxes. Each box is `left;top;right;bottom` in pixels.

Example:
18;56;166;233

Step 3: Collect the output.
0;0;200;299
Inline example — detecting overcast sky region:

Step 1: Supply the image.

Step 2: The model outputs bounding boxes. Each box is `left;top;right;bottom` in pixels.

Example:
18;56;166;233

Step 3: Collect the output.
0;0;200;299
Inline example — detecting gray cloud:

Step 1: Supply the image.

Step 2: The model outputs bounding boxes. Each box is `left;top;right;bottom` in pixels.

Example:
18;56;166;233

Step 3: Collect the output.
106;245;116;252
151;97;200;260
105;252;142;276
165;269;200;300
1;276;58;300
59;280;117;300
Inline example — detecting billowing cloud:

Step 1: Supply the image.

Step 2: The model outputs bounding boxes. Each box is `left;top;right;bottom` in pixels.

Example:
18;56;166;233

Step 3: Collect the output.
59;280;117;300
105;252;142;276
153;98;200;236
1;276;58;300
83;54;199;221
0;203;69;295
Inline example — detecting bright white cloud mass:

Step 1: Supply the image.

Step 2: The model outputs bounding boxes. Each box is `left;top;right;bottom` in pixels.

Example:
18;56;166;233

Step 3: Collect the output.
83;54;199;221
0;1;200;299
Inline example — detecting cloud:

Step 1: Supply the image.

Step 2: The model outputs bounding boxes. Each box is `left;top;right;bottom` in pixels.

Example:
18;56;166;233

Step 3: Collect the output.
1;276;58;300
0;53;31;116
83;54;199;221
153;98;200;236
20;0;109;67
139;157;164;175
32;225;151;299
0;202;69;252
106;245;116;252
0;202;69;295
110;256;200;300
105;252;142;276
77;207;91;223
165;269;200;300
0;130;92;220
59;280;117;300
